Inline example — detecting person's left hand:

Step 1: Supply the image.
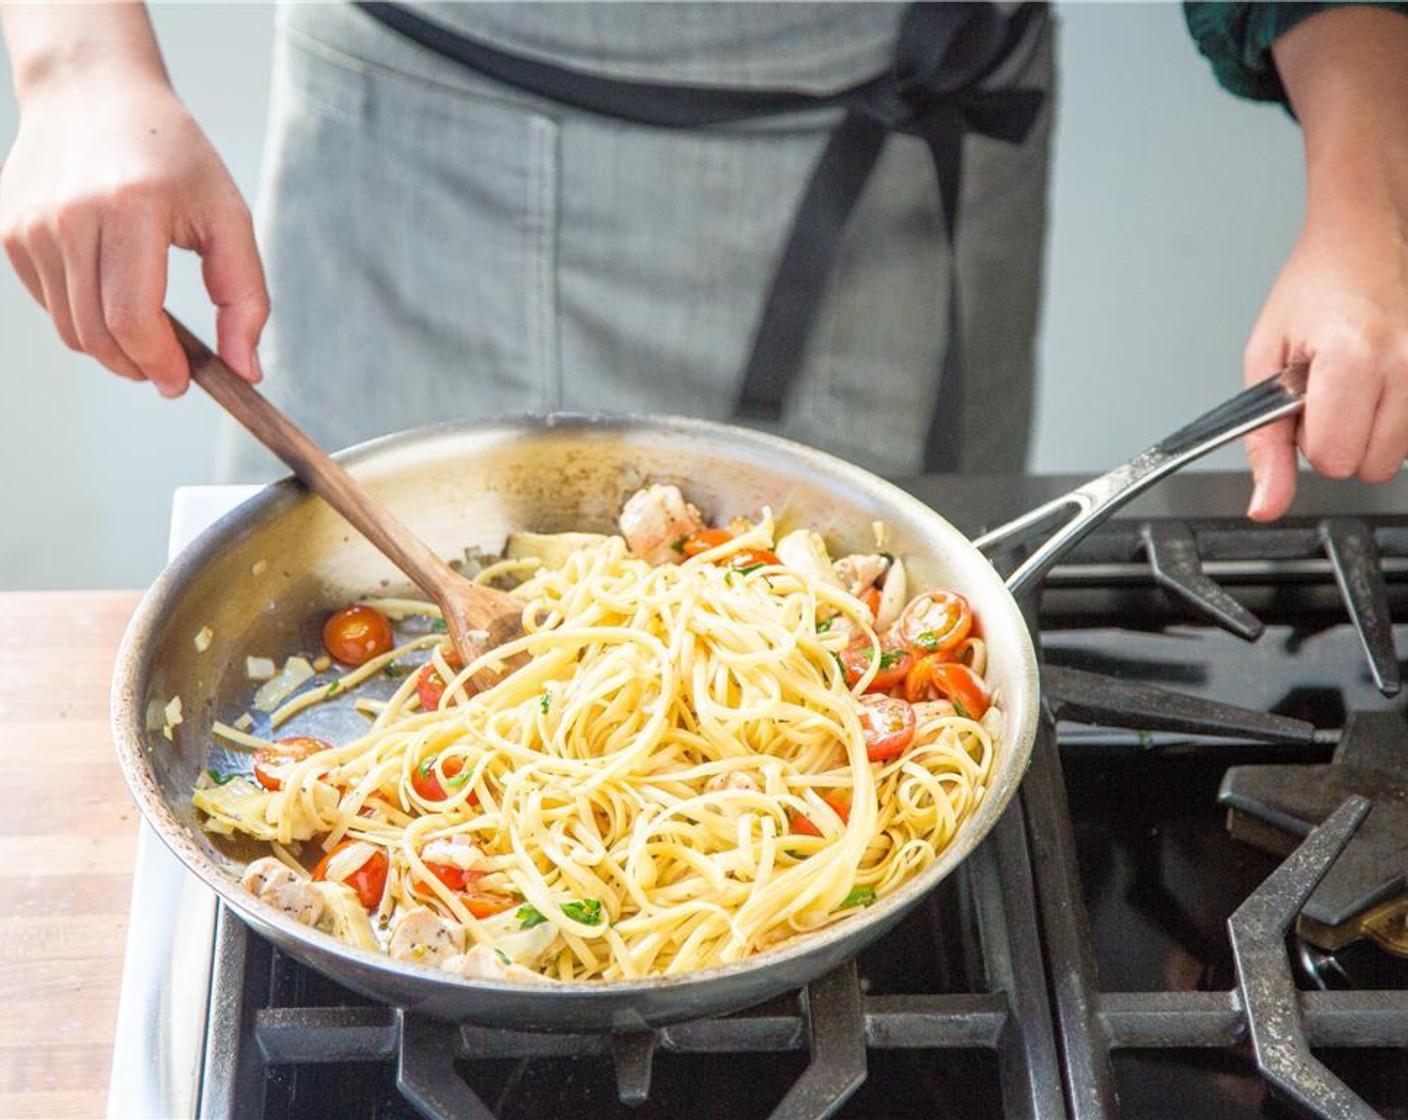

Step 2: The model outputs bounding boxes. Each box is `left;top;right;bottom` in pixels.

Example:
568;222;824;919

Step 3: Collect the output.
1241;202;1408;521
1240;6;1408;522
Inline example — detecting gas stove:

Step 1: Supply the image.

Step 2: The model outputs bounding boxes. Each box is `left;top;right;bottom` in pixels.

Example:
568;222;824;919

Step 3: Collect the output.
108;474;1408;1119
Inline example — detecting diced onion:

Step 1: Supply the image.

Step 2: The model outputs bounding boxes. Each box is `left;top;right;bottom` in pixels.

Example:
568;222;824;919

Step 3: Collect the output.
194;626;214;653
162;696;184;740
252;656;315;712
234;712;254;731
246;656;276;681
251;559;268;577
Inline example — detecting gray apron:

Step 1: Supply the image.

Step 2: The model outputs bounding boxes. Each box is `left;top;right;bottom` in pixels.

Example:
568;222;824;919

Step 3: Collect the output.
218;3;1055;483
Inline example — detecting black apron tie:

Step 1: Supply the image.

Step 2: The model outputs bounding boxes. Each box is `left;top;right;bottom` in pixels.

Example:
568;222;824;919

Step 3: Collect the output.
357;2;1046;471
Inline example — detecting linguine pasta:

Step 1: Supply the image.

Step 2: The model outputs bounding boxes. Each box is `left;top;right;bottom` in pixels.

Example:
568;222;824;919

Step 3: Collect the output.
194;492;1000;982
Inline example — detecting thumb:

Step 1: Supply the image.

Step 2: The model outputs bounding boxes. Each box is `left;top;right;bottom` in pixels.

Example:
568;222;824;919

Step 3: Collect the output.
1244;417;1299;521
198;203;269;383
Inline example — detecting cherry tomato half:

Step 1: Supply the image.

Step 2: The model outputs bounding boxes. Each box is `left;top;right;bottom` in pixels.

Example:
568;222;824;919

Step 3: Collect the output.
787;794;850;838
893;589;974;654
322;605;394;667
681;528;735;557
421;861;472;893
462;892;517;919
312;840;389;909
415;650;463;712
925;662;991;721
411;753;467;802
838;644;914;693
726;548;782;570
859;695;917;762
252;736;332;792
415;835;482;893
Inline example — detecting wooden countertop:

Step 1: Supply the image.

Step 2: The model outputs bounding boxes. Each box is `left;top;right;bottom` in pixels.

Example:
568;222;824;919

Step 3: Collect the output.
0;591;142;1120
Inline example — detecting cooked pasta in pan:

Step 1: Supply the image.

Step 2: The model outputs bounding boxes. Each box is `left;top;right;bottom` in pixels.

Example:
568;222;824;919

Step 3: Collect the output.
193;485;1001;982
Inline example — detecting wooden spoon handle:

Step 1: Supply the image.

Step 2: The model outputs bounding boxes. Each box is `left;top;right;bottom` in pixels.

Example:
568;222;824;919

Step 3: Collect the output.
171;315;459;598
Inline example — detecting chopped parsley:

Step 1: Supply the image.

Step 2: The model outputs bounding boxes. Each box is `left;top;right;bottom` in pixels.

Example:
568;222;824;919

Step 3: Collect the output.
878;650;907;670
912;631;939;652
952;698;973;720
670;536;687;554
785;849;807;860
206;769;240;786
562;898;604;925
494;948;512;966
323;680;343;699
430;618;448;633
838;886;877;910
383;662;405;678
816;617;833;633
539;693;551;714
734;562;766;576
832;652;847;677
516;904;547;930
445;769;472;789
417;756;436;780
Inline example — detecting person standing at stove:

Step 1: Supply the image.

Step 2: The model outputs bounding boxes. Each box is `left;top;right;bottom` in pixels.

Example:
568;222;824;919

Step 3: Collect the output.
0;3;1406;520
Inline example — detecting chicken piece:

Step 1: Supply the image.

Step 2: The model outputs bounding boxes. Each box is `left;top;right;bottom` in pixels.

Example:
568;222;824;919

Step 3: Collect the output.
241;855;297;896
389;906;466;968
834;553;890;597
443;943;549;983
619;484;706;565
267;881;324;926
240;856;324;926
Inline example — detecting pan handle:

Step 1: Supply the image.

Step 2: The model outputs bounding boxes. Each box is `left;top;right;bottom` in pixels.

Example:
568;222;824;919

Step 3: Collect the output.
974;363;1309;595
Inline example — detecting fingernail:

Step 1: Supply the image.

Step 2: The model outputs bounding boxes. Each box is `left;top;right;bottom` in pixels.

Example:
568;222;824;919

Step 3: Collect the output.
1247;476;1266;519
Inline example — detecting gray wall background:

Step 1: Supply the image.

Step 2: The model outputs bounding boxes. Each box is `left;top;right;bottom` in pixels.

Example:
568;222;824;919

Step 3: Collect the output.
0;3;1306;591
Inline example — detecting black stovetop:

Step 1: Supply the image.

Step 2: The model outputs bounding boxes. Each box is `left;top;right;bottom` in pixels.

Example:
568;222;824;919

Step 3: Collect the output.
200;472;1408;1120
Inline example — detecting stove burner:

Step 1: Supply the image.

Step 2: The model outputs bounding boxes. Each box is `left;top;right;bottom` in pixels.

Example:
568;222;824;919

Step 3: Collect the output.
1220;710;1408;941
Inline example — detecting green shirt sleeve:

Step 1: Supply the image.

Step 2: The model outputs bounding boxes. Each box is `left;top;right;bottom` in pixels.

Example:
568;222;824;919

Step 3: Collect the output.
1184;2;1408;104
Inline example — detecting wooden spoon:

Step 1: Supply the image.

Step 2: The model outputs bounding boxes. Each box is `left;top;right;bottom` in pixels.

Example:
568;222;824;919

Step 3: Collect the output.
170;315;522;687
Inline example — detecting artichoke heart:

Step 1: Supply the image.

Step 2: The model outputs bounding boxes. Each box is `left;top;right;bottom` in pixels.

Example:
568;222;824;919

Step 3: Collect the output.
194;775;336;842
311;881;380;951
776;530;843;589
505;531;612;571
477;906;559;968
193;777;279;841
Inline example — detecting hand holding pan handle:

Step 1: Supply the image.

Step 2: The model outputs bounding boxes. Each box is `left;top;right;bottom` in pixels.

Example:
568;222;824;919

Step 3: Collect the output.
975;363;1309;595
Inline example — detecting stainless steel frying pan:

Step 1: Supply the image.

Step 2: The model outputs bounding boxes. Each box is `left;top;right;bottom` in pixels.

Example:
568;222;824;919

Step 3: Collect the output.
110;365;1306;1031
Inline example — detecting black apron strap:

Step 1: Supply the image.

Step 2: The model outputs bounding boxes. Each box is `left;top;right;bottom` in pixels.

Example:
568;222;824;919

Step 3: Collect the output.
736;2;1046;470
357;1;840;125
355;1;1045;472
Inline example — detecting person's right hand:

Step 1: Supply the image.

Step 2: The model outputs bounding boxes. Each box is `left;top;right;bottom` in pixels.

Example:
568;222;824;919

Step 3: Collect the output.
0;72;268;396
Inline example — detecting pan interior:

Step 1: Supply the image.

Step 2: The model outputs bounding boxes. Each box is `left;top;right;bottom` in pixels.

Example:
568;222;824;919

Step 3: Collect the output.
113;414;1038;1009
